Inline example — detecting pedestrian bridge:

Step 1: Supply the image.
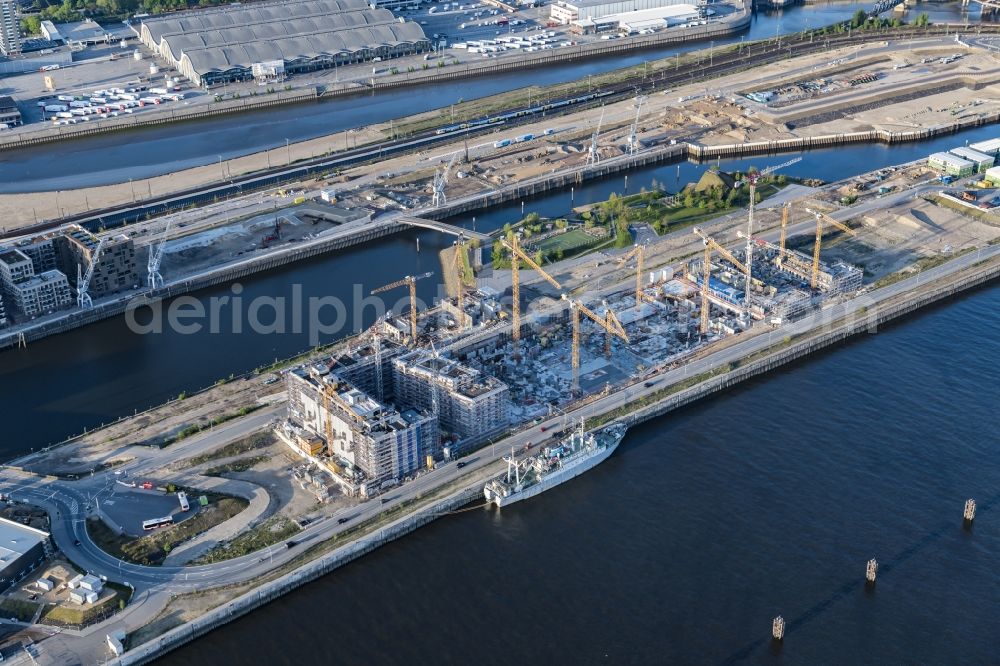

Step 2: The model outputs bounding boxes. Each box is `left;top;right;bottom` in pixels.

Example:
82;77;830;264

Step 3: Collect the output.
397;216;489;241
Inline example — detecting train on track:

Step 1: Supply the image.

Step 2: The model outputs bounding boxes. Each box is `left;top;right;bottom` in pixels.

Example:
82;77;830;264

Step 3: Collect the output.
434;89;617;136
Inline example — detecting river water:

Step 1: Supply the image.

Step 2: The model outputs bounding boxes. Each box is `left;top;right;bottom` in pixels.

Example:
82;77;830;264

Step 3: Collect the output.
0;1;983;191
154;282;1000;666
0;3;996;661
4;121;1000;453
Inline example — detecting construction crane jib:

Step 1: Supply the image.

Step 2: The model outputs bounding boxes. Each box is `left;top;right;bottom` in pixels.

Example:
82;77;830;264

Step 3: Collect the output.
371;272;434;345
432;151;460;208
77;237;107;309
502;233;561;357
586;106;606;166
628;96;646;156
147;218;173;290
805;207;857;289
562;295;629;392
452;234;467;330
742;156;801;306
693;227;749;336
619;243;647;305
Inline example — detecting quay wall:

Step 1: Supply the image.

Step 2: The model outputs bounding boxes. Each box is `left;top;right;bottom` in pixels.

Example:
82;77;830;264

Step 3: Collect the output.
116;485;483;665
110;252;1000;665
0;88;319;151
1;107;996;352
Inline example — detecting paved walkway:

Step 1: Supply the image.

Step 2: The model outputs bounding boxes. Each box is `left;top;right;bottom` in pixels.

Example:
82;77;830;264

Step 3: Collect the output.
161;475;270;567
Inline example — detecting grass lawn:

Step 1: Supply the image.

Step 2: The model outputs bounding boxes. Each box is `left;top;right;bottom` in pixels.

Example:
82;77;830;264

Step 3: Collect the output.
183;431;274;468
0;597;39;622
86;496;249;566
193;516;301;564
534;228;601;255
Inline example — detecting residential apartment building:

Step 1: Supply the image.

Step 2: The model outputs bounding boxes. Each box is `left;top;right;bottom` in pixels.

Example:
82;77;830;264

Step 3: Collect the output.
392;350;510;453
56;225;139;298
0;95;21;128
0;249;73;320
0;0;20;57
286;364;438;492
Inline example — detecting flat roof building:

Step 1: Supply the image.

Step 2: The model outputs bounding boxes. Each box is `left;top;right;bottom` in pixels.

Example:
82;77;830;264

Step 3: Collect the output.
392;350;510;453
0;517;49;592
138;0;430;87
969;137;1000;157
551;0;691;23
0;0;20;56
286;364;438;492
56;225;139;298
948;146;994;173
928;151;975;178
0;95;22;128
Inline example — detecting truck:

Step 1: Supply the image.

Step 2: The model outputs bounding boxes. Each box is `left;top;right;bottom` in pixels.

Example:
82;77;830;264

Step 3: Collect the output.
141;481;154;490
69;100;91;108
44;104;68;113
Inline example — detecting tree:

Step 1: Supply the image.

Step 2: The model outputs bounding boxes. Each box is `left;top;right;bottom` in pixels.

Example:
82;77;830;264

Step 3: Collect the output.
850;9;866;29
524;212;540;225
20;15;41;35
119;599;126;611
913;12;930;27
555;219;568;230
533;250;544;265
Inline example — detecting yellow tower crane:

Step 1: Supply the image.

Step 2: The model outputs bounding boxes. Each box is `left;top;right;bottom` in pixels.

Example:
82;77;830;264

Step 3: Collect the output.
452;234;467;330
371;271;434;345
693;227;749;336
805;208;857;289
778;203;790;261
502;233;562;358
562;295;629;393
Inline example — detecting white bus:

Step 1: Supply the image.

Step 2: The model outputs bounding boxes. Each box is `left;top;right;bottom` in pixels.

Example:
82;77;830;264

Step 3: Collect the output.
142;516;174;531
177;491;189;512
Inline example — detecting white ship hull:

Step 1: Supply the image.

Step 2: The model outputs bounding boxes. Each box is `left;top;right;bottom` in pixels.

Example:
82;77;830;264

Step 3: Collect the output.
485;431;622;508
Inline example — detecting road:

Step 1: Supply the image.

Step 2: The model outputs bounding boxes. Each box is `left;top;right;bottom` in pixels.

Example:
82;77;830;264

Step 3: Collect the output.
2;231;996;663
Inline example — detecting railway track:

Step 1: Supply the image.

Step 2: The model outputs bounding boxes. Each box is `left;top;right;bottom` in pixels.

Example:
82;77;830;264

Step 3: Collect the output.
5;24;996;241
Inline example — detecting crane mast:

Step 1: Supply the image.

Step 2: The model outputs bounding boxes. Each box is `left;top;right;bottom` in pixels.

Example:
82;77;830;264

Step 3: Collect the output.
694;227;750;336
502;233;561;359
452;234;467;330
147;218;172;290
563;295;629;393
628;96;645;156
741;156;801;306
586;107;606;166
805;208;857;289
77;237;107;309
432;151;459;208
371;271;434;345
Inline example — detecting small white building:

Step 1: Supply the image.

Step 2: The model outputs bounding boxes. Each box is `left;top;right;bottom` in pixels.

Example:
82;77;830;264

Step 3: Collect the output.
35;577;54;592
320;188;337;203
78;573;103;593
67;573;84;589
969;137;1000;157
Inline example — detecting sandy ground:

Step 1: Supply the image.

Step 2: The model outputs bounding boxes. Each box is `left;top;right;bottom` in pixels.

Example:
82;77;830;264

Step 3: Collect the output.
4;38;999;232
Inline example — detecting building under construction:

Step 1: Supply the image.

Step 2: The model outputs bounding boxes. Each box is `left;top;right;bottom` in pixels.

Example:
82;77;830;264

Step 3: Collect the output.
284;363;438;495
392;350;510;453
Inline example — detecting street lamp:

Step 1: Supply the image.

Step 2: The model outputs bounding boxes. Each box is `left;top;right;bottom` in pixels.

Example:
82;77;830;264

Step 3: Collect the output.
218;155;225;180
285;138;291;166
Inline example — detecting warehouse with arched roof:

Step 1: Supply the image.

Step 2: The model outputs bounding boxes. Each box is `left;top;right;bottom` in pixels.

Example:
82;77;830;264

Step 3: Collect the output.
138;0;430;87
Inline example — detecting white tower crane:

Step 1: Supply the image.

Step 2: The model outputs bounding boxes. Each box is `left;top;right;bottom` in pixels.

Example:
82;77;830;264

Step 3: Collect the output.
740;156;801;306
627;96;646;156
77;237;107;309
147;218;173;290
431;151;460;208
586;106;606;166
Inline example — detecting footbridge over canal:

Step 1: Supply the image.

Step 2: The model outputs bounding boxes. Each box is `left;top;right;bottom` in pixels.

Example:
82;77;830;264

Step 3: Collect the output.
397;216;490;242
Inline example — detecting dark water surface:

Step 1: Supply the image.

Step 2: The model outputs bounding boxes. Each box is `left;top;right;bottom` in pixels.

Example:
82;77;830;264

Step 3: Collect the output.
154;283;1000;665
0;1;983;191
